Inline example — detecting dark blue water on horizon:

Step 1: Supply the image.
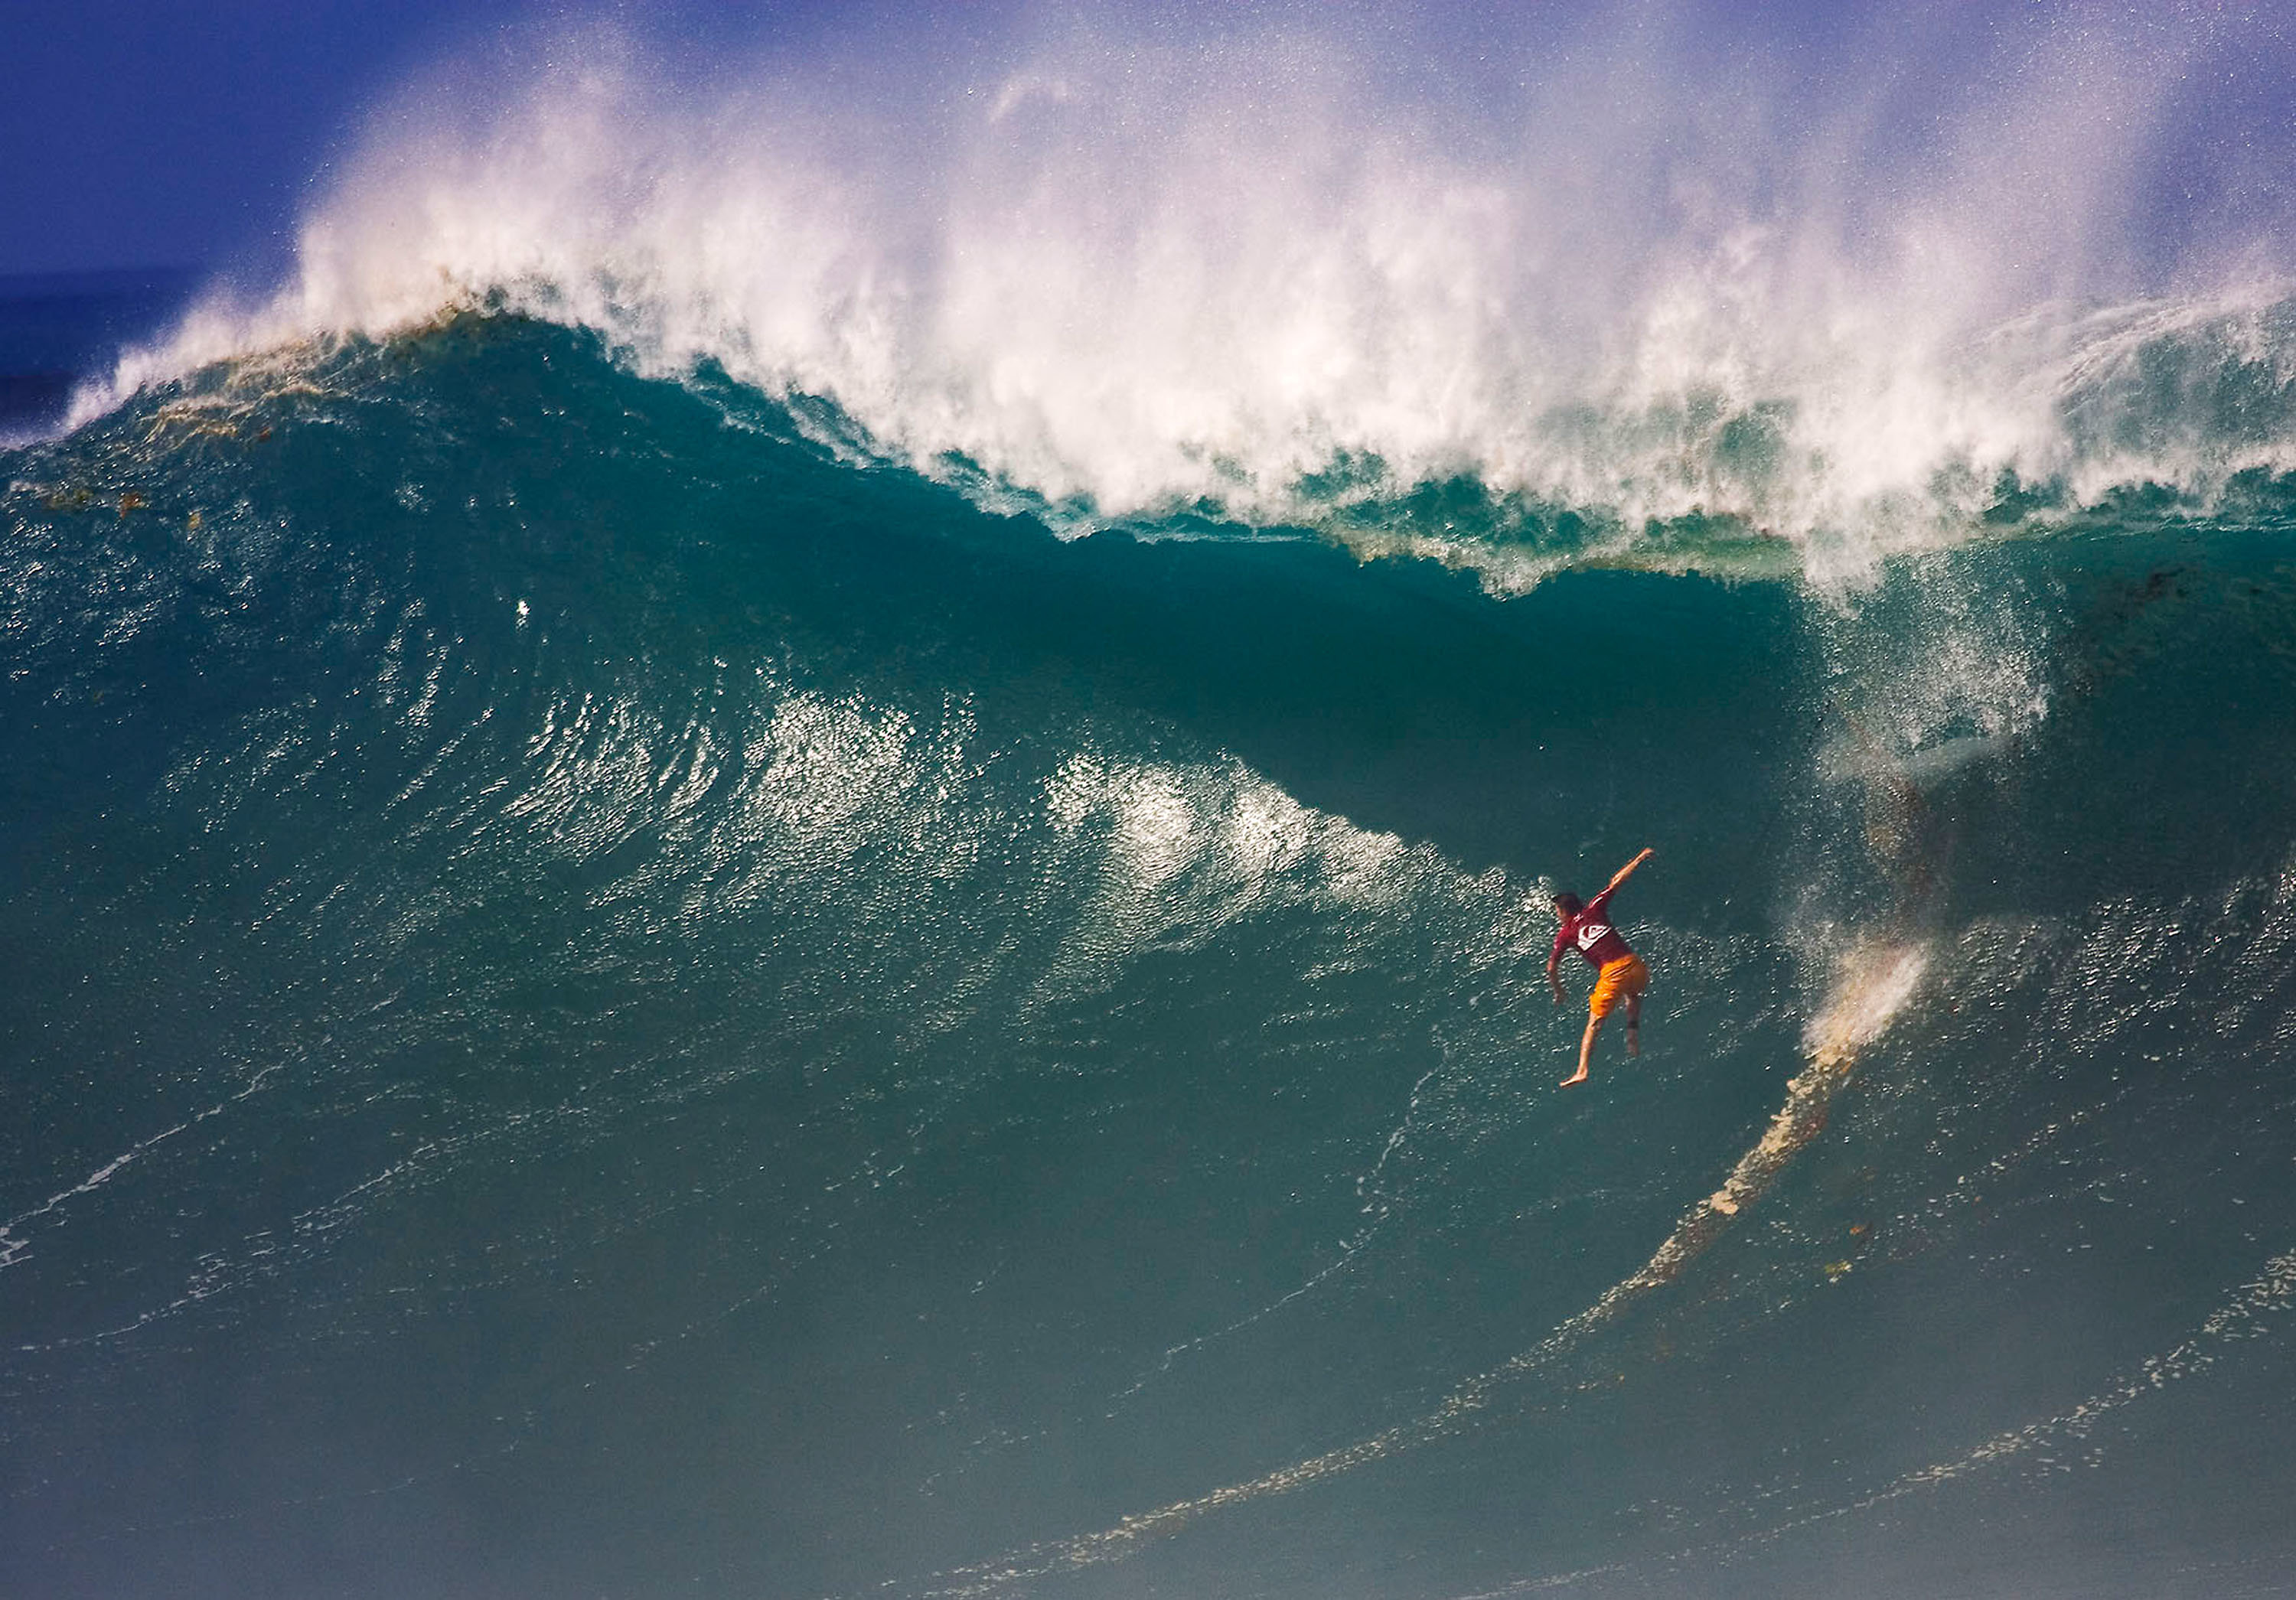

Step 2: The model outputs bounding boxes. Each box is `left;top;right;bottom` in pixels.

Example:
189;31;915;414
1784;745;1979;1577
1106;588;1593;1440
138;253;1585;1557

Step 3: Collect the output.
0;269;204;436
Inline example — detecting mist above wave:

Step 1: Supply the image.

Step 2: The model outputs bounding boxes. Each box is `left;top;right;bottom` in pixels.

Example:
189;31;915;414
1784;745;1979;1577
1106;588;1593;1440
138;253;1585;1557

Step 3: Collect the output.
90;2;2296;577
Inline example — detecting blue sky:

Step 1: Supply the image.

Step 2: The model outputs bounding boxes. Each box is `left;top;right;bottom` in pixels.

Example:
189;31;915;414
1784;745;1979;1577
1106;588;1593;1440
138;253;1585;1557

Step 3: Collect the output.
7;2;461;275
8;2;2293;281
2;0;858;277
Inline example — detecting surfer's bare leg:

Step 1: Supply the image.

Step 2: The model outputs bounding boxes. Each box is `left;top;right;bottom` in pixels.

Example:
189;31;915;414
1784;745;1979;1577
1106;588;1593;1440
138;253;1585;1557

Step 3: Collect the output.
1563;1015;1601;1087
1626;989;1642;1057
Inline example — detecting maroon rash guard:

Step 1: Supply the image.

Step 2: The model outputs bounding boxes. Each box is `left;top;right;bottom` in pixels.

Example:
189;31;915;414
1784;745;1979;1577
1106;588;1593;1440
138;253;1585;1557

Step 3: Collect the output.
1551;887;1633;971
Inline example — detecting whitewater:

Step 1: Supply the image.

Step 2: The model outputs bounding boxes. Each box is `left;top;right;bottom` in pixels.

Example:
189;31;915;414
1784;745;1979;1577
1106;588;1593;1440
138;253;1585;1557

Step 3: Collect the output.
8;5;2296;1597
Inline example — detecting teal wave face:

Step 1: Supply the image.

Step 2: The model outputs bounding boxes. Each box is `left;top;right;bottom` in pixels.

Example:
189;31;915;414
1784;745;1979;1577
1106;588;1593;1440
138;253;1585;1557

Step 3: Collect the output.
6;315;2296;1598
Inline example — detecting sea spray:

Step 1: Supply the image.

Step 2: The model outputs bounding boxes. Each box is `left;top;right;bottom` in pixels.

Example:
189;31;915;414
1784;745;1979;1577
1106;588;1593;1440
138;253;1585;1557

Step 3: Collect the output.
73;5;2296;582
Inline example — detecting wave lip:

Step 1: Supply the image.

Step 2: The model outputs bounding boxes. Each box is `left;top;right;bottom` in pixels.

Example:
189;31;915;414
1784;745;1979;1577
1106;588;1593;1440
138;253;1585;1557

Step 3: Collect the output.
62;8;2296;584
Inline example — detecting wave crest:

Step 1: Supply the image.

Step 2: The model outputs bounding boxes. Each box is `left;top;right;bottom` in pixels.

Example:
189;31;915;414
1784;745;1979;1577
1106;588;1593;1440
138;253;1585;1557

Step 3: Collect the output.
74;6;2296;581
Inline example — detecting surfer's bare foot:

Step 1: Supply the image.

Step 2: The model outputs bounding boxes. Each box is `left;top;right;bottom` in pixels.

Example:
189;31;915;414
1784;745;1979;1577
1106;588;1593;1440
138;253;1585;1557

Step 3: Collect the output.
1627;1029;1640;1057
1560;1067;1589;1087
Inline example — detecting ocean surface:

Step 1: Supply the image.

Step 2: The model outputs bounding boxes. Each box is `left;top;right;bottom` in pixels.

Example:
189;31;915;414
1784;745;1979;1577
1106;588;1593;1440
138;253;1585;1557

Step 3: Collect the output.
9;13;2296;1598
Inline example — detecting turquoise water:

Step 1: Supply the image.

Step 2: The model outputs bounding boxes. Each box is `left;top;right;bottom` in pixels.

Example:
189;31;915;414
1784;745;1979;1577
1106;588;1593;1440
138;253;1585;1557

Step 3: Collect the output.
7;305;2296;1598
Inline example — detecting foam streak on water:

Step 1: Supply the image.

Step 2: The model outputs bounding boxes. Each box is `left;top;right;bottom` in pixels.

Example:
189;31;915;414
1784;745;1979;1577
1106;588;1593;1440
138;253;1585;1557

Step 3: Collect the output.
923;935;1932;1594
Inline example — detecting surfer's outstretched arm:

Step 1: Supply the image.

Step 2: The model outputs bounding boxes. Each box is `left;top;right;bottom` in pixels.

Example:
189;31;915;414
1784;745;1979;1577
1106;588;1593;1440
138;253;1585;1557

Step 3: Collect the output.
1601;847;1655;899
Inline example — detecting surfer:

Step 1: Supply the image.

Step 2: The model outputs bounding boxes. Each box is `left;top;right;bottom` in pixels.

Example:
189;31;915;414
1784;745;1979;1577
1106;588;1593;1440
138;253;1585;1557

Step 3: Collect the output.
1548;847;1655;1087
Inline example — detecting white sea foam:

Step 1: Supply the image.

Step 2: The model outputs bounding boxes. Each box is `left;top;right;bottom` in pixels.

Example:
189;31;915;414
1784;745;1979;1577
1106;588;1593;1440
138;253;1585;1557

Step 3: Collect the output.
76;4;2296;576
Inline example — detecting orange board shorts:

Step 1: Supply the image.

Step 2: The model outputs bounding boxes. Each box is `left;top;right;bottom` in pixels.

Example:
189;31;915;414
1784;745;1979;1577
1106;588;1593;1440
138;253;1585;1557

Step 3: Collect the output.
1590;954;1649;1019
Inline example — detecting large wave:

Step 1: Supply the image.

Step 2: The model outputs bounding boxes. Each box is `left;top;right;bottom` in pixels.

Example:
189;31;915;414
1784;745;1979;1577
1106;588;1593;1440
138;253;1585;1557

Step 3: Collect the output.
13;13;2296;1595
76;1;2296;584
10;295;2296;1600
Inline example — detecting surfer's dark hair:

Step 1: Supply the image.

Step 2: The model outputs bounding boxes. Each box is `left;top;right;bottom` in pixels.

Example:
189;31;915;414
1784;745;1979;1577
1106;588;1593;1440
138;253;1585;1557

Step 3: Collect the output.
1554;891;1583;916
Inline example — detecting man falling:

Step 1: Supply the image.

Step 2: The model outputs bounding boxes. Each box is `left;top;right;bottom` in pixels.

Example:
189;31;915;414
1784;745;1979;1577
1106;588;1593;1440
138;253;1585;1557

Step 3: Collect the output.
1547;847;1655;1087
